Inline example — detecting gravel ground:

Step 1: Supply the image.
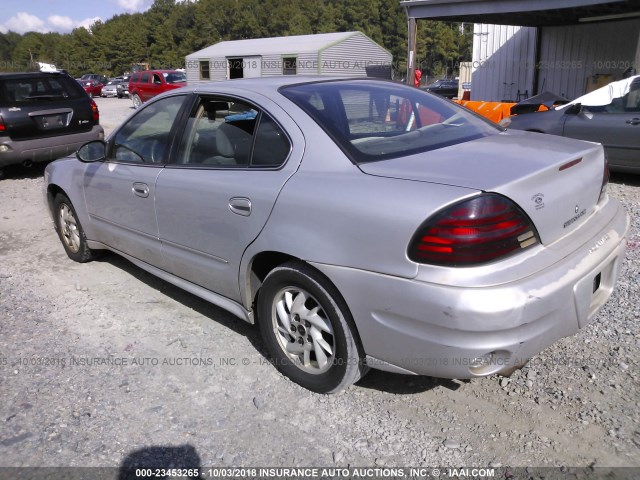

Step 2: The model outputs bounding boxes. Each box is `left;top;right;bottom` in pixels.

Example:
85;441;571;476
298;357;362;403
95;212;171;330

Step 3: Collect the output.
0;97;638;470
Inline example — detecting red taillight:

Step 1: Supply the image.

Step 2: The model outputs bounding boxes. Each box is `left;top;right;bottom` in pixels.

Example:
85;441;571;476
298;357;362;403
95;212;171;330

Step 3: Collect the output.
408;194;540;267
90;99;99;123
0;115;5;132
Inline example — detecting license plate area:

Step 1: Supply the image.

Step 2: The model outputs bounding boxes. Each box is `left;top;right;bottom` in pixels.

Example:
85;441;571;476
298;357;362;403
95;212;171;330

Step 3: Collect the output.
574;258;618;328
37;113;71;130
29;109;73;131
592;272;602;294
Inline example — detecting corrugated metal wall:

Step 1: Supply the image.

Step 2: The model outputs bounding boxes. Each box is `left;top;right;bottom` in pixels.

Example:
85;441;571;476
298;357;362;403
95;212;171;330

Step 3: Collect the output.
260;55;283;76
471;24;537;101
320;33;392;78
538;19;640;99
472;19;640;102
186;57;227;85
260;53;319;76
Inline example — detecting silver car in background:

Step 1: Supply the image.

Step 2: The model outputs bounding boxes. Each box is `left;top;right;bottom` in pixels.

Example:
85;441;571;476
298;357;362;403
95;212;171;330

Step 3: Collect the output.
44;77;629;393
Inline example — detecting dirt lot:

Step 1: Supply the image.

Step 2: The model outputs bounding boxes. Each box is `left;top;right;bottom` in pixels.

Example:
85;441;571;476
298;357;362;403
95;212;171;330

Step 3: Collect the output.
0;97;639;471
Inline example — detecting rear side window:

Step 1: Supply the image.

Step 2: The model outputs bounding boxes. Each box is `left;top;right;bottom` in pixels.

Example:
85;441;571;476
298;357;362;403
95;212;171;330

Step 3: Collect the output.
281;80;499;163
174;96;290;168
0;76;84;104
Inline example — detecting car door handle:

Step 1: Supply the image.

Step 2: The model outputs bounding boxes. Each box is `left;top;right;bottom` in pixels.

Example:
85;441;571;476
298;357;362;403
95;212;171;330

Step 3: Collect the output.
229;197;251;216
132;182;150;198
626;118;640;125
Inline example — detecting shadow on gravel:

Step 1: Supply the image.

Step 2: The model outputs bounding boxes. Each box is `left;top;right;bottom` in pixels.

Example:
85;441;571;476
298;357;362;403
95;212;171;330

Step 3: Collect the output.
610;172;640;187
0;161;49;180
356;370;468;394
100;253;474;395
100;253;263;344
118;444;202;479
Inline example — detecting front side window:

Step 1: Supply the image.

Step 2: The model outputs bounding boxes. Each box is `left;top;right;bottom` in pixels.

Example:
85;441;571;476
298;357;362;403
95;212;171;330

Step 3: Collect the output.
175;96;290;168
111;95;185;164
281;80;499;163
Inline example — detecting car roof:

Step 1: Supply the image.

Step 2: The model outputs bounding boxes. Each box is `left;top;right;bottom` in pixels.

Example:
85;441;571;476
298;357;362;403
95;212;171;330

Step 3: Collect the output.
136;70;183;74
174;76;400;99
190;75;380;91
0;72;71;79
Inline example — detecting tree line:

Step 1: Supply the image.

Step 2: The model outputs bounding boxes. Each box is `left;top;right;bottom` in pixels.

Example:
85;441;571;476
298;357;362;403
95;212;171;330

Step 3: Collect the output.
0;0;471;81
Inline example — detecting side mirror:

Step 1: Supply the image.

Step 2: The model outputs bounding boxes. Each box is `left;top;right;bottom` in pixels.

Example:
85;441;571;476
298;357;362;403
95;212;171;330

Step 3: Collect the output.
564;103;583;115
76;140;106;163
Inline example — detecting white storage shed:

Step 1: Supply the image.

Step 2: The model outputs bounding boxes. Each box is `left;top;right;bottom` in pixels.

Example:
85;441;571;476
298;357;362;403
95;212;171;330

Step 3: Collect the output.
185;31;392;85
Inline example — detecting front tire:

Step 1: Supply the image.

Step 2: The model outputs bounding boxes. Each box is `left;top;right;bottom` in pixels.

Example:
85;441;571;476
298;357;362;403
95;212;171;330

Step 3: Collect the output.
53;194;96;263
257;261;368;393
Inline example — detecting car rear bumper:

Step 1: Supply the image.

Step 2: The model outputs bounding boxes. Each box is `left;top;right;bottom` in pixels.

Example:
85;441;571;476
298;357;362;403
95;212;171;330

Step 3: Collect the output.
0;125;104;168
311;199;629;378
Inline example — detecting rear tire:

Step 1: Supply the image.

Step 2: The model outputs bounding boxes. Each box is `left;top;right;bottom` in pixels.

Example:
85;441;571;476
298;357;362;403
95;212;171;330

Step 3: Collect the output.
132;94;142;109
257;261;368;393
53;194;96;263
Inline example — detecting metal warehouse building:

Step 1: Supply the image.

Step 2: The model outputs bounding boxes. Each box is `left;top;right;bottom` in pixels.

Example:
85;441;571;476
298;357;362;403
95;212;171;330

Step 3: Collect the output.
185;31;392;84
402;0;640;101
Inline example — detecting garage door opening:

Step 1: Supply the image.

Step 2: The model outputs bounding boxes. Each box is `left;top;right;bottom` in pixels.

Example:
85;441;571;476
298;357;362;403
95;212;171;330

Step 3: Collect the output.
228;58;243;79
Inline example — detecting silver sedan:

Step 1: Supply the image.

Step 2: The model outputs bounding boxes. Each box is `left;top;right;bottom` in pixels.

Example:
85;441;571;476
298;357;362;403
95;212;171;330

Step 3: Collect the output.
44;77;629;393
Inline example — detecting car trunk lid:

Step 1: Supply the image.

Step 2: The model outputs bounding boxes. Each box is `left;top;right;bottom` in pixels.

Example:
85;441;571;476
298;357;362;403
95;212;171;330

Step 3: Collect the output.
358;130;605;246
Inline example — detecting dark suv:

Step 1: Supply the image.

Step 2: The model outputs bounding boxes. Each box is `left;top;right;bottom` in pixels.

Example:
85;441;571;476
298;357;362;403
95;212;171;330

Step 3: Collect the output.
0;72;104;174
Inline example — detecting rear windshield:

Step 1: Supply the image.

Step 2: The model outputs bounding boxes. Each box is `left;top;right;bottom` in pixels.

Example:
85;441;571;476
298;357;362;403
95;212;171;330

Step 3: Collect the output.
0;75;84;104
280;80;499;163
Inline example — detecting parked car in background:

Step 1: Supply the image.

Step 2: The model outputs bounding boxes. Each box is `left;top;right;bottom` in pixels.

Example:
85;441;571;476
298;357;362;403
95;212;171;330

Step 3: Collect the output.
116;81;129;99
101;79;128;98
79;74;108;85
424;79;459;98
78;79;103;98
44;77;628;393
502;75;640;173
0;72;103;175
128;69;186;108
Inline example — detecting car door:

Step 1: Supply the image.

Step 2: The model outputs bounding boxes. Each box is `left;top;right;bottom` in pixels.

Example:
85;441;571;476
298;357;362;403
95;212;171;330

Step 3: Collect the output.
82;94;188;265
149;73;165;100
138;72;152;101
563;80;640;169
155;93;304;302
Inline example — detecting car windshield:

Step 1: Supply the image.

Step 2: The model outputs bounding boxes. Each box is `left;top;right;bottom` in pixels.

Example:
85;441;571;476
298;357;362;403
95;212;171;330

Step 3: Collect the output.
0;76;83;103
164;72;186;83
281;80;499;163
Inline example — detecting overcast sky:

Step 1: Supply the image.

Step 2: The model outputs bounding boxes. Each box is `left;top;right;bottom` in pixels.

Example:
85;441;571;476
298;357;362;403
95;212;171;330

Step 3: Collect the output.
0;0;156;34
